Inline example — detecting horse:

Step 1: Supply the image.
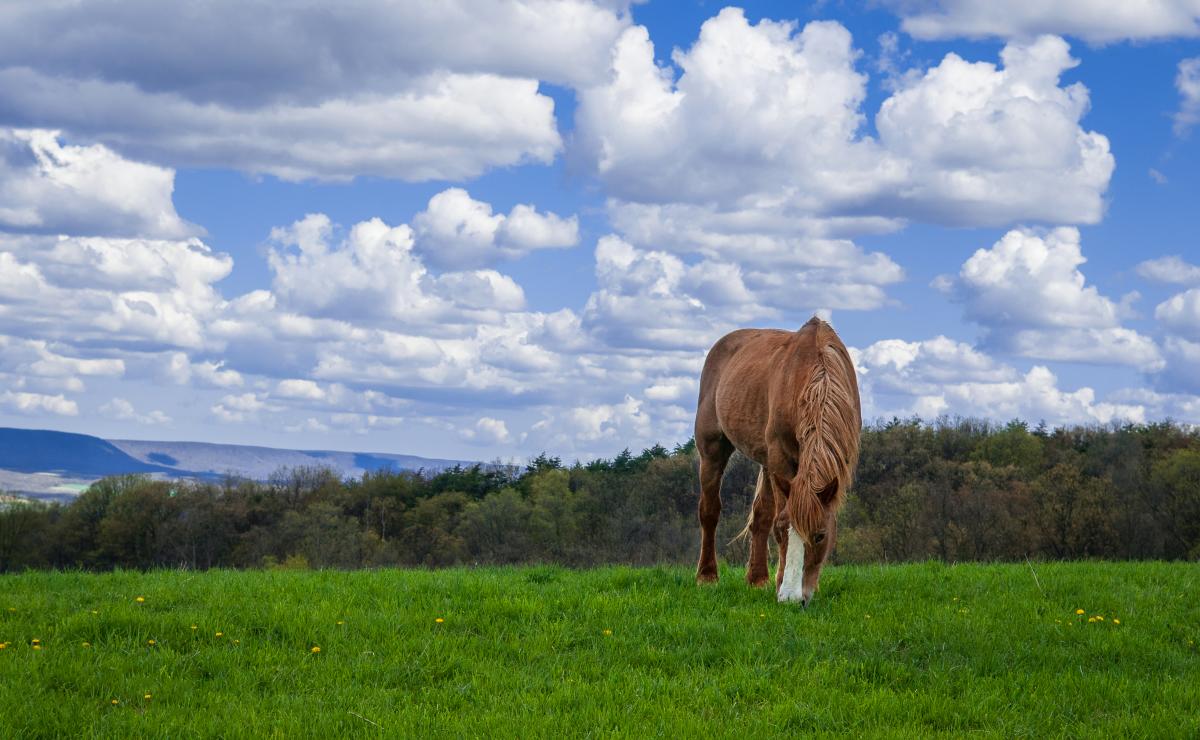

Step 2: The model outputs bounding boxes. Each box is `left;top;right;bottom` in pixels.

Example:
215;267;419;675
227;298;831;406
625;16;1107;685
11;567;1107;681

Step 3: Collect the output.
693;317;861;605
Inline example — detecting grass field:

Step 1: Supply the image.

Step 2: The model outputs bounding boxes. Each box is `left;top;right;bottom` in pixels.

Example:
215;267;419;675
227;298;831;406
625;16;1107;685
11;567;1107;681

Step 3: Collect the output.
1;561;1197;738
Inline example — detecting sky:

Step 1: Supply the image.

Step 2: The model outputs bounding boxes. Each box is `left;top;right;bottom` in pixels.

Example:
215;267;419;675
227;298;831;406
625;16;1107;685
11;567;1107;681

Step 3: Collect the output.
0;0;1199;462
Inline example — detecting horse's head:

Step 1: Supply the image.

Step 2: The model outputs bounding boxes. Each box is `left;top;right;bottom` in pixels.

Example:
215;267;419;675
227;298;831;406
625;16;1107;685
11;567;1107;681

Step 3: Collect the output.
774;477;839;606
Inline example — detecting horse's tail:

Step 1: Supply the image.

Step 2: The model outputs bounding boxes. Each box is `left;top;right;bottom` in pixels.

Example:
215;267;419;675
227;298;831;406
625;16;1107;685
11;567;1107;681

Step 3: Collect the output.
730;468;765;544
787;329;860;539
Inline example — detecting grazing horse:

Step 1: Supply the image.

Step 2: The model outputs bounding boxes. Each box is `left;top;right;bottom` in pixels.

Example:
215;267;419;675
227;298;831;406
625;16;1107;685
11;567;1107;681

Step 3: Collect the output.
694;317;861;604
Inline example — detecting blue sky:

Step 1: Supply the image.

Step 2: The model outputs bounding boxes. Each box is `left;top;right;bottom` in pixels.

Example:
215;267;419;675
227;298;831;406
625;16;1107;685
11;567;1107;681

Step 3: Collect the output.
1;1;1198;460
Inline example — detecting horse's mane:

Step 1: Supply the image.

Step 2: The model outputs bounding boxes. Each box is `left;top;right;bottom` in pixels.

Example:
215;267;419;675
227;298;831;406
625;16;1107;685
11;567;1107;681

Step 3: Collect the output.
789;320;860;538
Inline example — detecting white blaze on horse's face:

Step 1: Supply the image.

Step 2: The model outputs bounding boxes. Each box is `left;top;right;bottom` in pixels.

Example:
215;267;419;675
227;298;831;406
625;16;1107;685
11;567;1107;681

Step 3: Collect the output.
778;526;807;604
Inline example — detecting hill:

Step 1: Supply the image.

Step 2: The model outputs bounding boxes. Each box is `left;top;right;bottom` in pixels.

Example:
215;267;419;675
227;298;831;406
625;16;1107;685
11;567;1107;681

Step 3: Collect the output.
0;426;473;500
108;439;469;481
0;562;1195;736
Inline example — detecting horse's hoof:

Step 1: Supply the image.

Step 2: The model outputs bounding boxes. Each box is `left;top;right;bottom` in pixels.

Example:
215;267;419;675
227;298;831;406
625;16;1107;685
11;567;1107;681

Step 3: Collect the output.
696;572;719;585
746;574;770;588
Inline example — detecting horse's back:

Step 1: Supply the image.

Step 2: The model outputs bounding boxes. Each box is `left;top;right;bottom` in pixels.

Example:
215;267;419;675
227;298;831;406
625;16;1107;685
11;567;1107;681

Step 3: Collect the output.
695;328;791;462
696;320;857;465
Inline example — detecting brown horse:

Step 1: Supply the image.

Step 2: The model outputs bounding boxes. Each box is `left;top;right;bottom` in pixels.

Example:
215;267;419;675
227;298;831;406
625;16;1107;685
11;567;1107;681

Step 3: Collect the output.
694;317;861;604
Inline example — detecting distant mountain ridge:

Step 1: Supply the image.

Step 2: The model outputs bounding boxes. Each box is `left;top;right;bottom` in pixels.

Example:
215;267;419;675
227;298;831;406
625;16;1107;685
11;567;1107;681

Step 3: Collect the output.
0;427;472;499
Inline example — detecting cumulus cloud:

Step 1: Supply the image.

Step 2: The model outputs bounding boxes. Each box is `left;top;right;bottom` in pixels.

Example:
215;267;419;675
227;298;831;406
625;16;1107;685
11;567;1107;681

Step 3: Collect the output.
855;336;1148;424
0;129;197;238
412;188;578;270
1156;288;1200;338
265;213;526;326
163;353;244;388
937;227;1162;369
885;0;1200;43
1176;57;1200;136
0;1;631;95
581;235;758;351
874;35;1112;225
0;233;231;351
577;13;1112;228
1137;255;1200;285
459;417;511;446
100;397;170;425
0;1;635;180
0;389;77;416
525;394;656;456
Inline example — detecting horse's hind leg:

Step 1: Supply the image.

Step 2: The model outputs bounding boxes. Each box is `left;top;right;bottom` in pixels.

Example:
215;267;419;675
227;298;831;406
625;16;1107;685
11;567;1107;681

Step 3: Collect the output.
696;436;733;584
745;468;773;587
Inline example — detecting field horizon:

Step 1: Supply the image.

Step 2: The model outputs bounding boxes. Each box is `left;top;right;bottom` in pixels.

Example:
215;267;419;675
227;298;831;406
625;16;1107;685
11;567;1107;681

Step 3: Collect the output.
2;561;1197;737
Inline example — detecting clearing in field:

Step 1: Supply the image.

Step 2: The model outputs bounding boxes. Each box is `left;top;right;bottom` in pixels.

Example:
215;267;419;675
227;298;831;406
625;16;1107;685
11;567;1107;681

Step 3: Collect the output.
1;561;1197;737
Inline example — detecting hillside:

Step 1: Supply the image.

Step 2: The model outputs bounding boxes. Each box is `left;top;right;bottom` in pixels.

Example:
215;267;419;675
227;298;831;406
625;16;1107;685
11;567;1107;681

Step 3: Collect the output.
0;562;1195;736
0;426;472;499
109;439;469;481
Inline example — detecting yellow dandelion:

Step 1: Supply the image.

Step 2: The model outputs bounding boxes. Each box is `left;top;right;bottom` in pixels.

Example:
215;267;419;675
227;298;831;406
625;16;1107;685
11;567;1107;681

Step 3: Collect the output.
1088;617;1097;623
190;625;197;631
91;610;98;615
758;613;765;618
865;614;872;619
31;638;40;645
434;618;444;624
82;641;91;648
215;632;223;638
0;643;7;649
311;646;321;654
32;645;41;651
1075;609;1084;615
1096;616;1104;621
111;699;119;706
144;694;152;700
602;629;613;636
148;639;156;646
336;620;344;625
1113;619;1120;625
135;597;145;603
233;639;240;645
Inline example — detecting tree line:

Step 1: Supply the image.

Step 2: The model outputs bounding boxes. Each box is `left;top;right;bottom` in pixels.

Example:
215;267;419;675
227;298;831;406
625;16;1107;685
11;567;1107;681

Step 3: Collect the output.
1;418;1198;572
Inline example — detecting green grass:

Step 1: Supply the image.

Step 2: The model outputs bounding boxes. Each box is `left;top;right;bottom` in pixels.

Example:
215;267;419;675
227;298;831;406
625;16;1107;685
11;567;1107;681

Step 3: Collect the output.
1;562;1197;738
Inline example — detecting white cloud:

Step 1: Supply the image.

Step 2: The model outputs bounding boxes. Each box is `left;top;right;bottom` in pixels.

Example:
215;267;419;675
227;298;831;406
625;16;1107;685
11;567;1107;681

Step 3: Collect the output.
874;35;1113;225
0;129;197;238
1156;288;1200;338
0;0;635;181
578;13;1111;228
1176;57;1200;136
526;394;656;455
0;389;77;416
0;1;631;94
885;0;1200;43
937;227;1161;369
100;397;170;425
581;235;752;351
163;353;243;388
0;233;231;351
576;11;881;209
265;213;530;327
459;417;511;446
211;392;275;423
1137;255;1200;285
0;336;124;383
413;188;578;270
855;336;1148;425
275;379;326;401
